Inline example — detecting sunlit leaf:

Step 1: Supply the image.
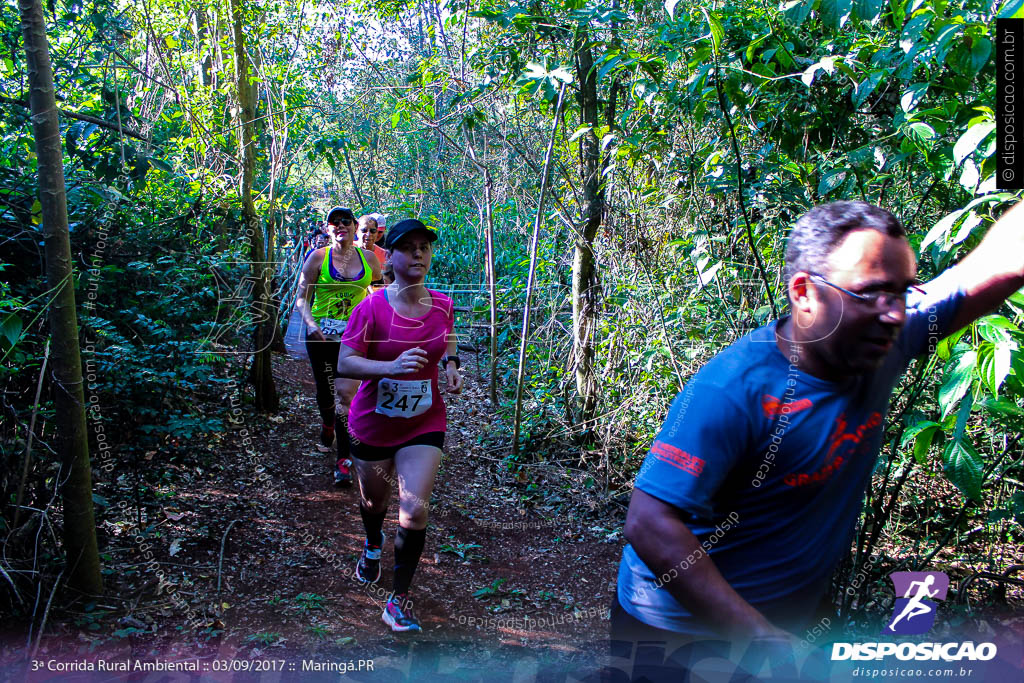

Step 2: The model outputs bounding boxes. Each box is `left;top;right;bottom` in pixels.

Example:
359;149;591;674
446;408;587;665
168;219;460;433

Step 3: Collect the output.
943;438;983;500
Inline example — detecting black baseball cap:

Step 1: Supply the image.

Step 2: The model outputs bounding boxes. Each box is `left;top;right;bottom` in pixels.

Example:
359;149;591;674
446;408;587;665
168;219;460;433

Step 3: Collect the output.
384;218;438;250
325;206;355;223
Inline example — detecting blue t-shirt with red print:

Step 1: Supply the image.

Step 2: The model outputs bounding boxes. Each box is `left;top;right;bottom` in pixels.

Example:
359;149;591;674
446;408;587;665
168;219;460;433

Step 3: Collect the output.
617;271;964;634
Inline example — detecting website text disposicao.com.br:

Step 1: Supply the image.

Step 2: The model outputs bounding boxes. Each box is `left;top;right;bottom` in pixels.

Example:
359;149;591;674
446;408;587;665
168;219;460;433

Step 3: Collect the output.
835;640;996;679
849;665;977;677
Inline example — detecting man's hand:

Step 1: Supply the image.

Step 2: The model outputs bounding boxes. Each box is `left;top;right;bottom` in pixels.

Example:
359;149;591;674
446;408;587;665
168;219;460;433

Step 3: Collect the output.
307;326;326;342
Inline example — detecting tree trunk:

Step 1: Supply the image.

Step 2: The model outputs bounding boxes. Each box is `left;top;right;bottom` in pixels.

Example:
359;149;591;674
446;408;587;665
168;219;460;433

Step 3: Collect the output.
511;84;565;457
229;0;278;411
482;170;498;405
193;8;212;87
18;0;102;595
572;32;604;425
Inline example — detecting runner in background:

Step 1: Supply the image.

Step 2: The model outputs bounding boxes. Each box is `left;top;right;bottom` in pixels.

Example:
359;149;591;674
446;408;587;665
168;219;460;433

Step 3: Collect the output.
303;226;328;263
337;218;462;632
370;212;387;247
369;212;390;284
294;206;382;487
357;215;388;284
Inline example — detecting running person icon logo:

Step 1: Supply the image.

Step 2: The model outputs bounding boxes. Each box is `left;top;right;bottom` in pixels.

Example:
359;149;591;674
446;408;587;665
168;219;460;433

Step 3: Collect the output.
883;571;949;635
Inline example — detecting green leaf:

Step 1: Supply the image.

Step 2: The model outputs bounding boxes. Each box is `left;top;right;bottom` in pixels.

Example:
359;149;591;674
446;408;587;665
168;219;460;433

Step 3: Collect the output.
665;0;681;20
817;169;848;196
988;508;1014;522
900;12;933;54
901;419;941;448
993;342;1013;395
983;396;1024;417
998;0;1024;19
597;55;622;81
819;0;853;29
921;208;972;250
953;122;995;165
1;312;22;347
951;208;982;242
852;71;884;108
953;390;973;441
567;126;593;143
977;315;1018;344
938;349;976;419
902;420;942;464
943;438;983;500
935;329;966;361
149;157;174;173
900;83;928;113
970;38;992;74
701;9;724;54
550;67;573;84
782;0;812;25
913;425;939;463
853;0;885;23
907;121;936;144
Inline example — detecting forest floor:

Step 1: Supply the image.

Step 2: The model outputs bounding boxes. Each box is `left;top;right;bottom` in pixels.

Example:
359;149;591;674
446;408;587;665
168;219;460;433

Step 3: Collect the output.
0;350;627;680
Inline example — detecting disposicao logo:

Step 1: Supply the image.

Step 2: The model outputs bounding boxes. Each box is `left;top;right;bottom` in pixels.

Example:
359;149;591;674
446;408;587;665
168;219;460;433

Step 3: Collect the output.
883;571;948;635
831;571;998;662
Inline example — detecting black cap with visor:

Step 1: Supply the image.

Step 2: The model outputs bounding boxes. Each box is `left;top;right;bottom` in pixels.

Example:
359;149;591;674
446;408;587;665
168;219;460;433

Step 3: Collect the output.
384;219;438;250
325;206;355;224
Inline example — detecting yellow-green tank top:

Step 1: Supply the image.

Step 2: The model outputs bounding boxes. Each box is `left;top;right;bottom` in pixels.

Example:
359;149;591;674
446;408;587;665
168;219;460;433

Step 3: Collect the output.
309;247;372;321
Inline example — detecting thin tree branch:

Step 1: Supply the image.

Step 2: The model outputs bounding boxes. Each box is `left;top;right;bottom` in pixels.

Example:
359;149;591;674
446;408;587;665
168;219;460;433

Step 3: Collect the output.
0;94;149;141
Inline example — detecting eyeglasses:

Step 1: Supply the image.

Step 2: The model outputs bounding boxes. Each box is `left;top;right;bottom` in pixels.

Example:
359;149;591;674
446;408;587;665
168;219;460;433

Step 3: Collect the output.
808;273;925;309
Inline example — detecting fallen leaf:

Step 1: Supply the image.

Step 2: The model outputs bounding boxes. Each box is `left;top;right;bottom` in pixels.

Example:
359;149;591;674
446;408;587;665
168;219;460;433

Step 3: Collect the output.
168;538;182;556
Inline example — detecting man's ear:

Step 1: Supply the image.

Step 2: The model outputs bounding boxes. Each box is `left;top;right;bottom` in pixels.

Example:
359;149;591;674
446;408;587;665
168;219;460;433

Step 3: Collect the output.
788;272;815;314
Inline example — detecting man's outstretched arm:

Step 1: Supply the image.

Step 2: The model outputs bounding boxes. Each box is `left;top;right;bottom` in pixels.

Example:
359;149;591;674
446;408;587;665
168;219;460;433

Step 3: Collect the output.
945;201;1024;331
624;489;790;640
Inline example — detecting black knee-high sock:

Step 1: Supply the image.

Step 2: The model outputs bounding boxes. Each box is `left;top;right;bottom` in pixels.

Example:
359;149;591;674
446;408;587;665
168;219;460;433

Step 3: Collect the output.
393;526;426;595
359;503;386;547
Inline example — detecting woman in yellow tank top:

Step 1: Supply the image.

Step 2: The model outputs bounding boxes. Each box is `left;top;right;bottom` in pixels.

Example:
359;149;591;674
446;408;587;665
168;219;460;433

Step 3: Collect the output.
294;206;382;486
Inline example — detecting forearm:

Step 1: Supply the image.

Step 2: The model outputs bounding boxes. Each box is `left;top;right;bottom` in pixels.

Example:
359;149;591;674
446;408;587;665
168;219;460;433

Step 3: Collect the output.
336;353;394;379
958;220;1024;298
625;494;779;639
296;296;318;330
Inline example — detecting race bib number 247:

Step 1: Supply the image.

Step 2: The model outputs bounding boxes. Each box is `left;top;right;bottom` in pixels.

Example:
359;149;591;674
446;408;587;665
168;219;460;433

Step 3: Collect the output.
376;379;432;418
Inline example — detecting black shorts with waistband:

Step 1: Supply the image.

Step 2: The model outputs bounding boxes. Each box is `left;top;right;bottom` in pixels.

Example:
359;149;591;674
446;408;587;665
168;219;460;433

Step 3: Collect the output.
349;430;445;462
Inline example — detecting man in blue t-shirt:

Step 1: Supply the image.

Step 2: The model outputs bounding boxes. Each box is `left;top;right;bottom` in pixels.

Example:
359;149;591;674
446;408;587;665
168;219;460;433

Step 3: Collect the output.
613;201;1024;674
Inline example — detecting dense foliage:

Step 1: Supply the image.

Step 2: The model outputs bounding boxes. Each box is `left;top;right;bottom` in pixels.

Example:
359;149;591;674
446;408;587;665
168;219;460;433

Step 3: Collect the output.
1;0;1022;634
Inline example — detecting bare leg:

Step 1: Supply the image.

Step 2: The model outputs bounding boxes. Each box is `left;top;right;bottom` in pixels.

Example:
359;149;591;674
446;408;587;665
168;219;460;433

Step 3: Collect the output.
354;457;393;515
391;445;442;597
393;445;443;530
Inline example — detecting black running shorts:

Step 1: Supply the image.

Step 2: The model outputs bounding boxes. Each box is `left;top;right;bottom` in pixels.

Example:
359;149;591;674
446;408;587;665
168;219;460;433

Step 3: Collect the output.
349;431;445;462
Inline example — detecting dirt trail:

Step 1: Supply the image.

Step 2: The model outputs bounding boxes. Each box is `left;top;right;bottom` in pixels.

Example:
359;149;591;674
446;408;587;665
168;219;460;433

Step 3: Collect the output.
4;350;626;680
